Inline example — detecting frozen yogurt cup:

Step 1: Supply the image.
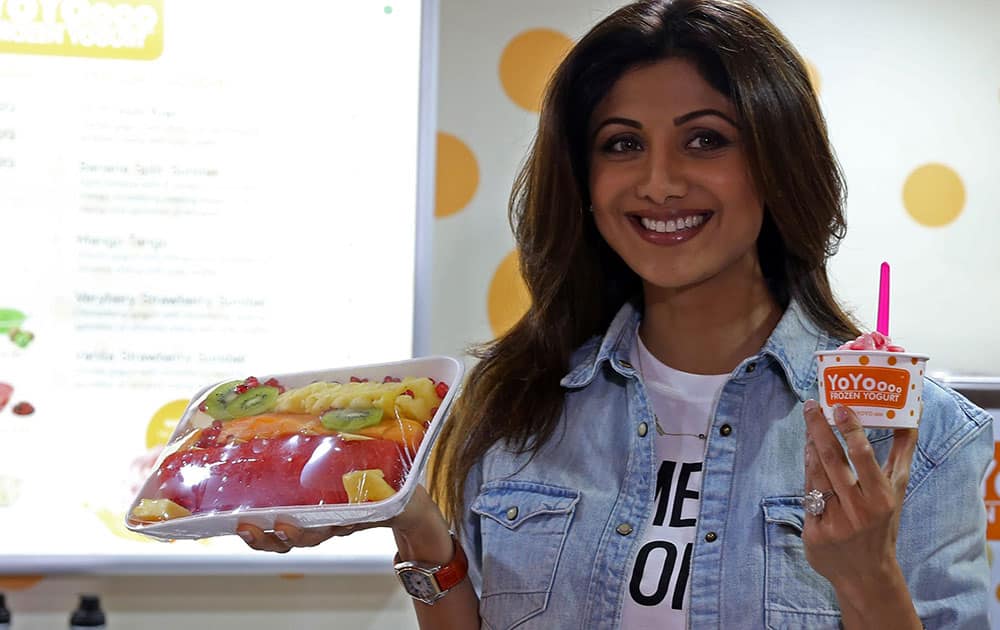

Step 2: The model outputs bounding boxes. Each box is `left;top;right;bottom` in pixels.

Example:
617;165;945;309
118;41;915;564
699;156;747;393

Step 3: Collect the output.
815;333;928;429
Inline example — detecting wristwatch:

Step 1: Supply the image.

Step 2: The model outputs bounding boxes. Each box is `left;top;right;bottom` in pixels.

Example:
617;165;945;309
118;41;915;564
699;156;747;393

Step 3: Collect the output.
393;533;469;605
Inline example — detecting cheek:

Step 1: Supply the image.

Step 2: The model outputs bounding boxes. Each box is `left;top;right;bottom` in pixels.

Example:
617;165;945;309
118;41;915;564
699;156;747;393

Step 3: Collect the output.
589;161;632;205
710;171;764;225
591;211;618;244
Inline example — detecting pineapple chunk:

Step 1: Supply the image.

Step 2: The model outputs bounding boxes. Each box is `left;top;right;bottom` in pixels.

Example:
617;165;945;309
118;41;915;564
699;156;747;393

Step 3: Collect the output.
131;498;192;523
402;377;437;404
342;469;397;504
394;392;431;421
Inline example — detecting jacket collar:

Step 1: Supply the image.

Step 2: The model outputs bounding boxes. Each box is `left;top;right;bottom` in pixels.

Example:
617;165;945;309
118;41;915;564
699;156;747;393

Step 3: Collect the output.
560;298;836;401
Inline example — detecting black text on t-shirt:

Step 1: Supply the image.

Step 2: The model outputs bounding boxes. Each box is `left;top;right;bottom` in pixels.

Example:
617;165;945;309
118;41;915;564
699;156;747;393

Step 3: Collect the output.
628;460;702;608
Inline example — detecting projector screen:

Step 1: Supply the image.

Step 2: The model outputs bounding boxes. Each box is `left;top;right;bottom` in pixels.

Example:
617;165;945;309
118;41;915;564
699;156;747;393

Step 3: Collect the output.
0;0;438;573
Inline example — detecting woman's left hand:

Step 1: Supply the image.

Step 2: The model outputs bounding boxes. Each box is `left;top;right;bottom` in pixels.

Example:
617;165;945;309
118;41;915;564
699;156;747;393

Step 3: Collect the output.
801;399;922;628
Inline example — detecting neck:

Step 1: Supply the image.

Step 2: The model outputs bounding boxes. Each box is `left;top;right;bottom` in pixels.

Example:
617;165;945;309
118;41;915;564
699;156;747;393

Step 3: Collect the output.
639;255;782;375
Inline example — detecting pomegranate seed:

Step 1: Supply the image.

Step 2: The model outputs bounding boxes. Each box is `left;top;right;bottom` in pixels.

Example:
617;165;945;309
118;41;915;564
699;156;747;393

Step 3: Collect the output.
194;421;224;448
350;376;363;383
265;377;280;387
278;386;286;394
12;401;33;415
403;389;414;397
235;384;249;394
435;382;449;399
383;376;394;383
429;406;439;417
198;402;208;412
245;376;259;385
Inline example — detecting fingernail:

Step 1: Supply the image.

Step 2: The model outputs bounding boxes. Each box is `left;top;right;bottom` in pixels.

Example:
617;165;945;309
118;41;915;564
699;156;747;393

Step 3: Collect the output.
834;405;849;424
803;399;819;413
237;530;253;543
274;530;289;543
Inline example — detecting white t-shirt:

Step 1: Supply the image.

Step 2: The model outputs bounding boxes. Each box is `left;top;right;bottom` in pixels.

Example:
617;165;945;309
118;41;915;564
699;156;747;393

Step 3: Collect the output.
621;333;729;630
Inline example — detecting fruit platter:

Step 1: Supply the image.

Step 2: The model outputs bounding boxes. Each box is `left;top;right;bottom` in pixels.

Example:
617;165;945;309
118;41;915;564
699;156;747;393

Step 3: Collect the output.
126;356;463;541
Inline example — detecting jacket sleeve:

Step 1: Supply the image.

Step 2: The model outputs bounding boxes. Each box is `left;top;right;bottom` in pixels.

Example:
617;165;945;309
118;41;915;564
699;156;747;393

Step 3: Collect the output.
896;381;994;629
457;455;484;598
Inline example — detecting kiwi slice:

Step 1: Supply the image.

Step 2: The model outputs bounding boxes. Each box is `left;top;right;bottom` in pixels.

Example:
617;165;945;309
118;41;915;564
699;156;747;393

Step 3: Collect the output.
321;407;383;432
224;385;280;419
202;380;243;420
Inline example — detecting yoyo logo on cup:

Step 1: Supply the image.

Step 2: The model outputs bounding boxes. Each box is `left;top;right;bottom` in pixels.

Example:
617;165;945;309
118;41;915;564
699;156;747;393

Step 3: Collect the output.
823;366;909;409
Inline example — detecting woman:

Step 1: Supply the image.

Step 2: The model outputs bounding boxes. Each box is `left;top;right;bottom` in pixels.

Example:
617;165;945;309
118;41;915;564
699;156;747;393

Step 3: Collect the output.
239;1;992;627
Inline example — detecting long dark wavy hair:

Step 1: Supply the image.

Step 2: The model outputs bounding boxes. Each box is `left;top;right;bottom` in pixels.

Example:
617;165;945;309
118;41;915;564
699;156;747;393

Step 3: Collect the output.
431;0;862;526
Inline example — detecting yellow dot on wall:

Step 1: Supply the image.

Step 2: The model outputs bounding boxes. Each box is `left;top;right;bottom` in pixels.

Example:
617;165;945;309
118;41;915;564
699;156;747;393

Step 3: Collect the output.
146;398;189;449
487;250;531;337
499;28;573;113
903;163;966;227
804;59;821;95
435;132;479;217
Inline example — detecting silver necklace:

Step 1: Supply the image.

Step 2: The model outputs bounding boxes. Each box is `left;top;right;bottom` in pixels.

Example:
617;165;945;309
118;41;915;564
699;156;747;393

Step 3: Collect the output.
636;338;707;440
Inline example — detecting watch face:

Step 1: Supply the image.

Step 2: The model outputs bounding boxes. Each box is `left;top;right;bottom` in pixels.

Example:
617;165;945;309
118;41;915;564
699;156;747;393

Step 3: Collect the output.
399;569;440;601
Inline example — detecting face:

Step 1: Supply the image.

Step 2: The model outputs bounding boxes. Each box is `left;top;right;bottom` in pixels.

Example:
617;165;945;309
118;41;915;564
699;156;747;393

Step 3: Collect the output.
588;57;765;295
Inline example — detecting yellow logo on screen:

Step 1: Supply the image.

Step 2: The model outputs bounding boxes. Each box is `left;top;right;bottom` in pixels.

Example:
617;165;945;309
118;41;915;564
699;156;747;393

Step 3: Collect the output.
0;0;163;60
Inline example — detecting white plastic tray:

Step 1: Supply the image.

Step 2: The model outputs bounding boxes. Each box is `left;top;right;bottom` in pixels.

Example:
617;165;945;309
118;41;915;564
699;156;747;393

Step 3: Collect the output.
125;355;463;541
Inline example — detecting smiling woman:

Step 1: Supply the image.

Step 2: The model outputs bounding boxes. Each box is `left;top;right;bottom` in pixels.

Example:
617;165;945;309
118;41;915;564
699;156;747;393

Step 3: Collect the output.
429;0;990;627
588;59;768;333
241;1;994;629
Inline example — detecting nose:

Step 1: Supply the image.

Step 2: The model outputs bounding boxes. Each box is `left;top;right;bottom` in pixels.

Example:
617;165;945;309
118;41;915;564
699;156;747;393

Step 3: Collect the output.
635;148;687;205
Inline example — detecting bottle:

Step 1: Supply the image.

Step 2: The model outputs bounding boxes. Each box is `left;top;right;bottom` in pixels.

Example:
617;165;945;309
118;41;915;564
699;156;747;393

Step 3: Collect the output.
69;594;105;629
0;592;10;630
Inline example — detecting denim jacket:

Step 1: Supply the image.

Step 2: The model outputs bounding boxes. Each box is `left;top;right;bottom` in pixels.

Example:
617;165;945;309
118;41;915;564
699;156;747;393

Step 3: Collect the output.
460;300;993;629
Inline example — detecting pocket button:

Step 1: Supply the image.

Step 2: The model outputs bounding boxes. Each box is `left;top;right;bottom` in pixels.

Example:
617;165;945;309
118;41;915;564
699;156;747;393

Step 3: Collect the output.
616;523;633;536
506;507;518;521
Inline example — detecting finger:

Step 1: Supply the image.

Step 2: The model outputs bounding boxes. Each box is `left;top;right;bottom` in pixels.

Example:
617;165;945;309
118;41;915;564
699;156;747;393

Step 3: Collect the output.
831;404;886;496
274;522;355;548
884;428;918;492
237;523;291;553
803;400;857;496
804;436;836;522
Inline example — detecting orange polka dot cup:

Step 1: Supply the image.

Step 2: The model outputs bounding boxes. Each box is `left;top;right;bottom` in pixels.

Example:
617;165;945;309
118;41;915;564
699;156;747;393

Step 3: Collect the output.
814;347;929;429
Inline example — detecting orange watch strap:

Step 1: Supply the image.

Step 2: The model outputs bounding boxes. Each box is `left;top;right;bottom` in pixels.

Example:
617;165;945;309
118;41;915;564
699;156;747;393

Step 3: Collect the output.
433;534;468;591
393;533;468;592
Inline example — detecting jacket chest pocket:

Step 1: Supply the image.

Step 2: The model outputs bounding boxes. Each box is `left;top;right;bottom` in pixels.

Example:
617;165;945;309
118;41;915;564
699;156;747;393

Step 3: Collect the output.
471;480;579;630
762;497;842;630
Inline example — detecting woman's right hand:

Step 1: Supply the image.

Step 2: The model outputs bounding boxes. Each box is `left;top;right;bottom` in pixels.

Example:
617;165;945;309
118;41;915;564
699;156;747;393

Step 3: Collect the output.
236;483;446;553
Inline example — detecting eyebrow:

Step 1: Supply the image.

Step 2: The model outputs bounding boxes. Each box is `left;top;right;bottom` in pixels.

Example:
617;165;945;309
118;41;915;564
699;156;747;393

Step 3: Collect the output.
591;108;740;138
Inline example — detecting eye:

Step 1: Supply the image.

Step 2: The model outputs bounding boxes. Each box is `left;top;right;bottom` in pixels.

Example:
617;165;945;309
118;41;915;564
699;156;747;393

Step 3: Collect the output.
601;134;644;154
686;130;730;151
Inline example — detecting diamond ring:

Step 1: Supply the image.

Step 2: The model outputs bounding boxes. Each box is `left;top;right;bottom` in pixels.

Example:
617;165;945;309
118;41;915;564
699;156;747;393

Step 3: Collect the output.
802;489;836;516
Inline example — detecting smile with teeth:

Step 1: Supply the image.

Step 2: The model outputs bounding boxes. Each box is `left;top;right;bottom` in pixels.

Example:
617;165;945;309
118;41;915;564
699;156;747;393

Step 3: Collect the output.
638;213;709;234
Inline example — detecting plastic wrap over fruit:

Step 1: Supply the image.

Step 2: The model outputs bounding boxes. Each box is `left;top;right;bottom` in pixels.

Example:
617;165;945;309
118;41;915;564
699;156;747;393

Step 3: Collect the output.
126;357;461;540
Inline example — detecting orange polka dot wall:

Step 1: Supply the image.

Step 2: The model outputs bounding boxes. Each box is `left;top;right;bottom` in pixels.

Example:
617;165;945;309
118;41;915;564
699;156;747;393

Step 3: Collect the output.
428;1;1000;384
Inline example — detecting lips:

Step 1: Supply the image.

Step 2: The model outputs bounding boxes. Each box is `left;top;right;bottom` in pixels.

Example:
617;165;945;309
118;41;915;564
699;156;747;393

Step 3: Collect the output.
628;210;713;244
